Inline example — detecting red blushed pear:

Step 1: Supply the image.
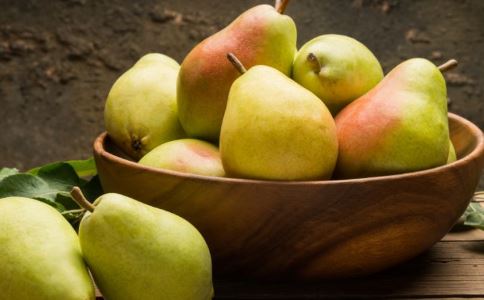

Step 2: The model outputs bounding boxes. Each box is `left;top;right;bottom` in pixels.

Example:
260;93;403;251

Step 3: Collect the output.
335;58;458;179
138;139;225;177
177;0;297;141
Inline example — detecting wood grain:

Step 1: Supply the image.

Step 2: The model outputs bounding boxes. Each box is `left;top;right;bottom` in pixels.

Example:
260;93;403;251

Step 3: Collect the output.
213;239;484;299
95;233;484;299
93;113;484;279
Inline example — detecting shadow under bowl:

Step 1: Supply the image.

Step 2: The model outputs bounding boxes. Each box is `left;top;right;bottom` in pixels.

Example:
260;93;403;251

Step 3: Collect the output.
93;113;484;280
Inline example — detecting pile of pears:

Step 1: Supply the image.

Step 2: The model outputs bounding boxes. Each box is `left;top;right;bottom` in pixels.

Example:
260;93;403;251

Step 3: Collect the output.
0;189;213;300
105;0;457;181
0;1;459;299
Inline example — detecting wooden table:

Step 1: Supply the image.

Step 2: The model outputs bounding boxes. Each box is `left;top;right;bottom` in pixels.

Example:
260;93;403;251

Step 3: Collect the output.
94;229;484;299
213;229;484;299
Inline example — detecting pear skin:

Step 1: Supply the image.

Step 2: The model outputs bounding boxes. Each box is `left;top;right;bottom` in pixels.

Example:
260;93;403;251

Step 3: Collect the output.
447;140;457;163
177;4;297;141
293;34;383;115
105;53;185;160
220;64;338;181
139;138;225;177
335;58;450;178
0;197;95;300
77;192;213;300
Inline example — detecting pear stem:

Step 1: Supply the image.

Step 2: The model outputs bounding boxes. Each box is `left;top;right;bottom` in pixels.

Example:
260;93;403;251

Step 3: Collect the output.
438;59;458;73
307;53;321;74
227;53;247;74
70;187;95;212
275;0;290;14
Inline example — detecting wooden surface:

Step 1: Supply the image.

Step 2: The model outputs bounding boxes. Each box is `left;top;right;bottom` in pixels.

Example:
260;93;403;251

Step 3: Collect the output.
214;229;484;299
95;229;484;299
93;113;484;279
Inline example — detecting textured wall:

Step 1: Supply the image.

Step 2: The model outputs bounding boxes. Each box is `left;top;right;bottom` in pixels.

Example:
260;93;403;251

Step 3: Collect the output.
1;0;483;177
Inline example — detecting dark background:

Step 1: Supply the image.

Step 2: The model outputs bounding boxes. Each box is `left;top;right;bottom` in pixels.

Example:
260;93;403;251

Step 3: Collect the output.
0;0;483;186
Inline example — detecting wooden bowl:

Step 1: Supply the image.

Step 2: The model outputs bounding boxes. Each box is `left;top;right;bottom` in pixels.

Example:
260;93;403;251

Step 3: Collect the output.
93;113;484;280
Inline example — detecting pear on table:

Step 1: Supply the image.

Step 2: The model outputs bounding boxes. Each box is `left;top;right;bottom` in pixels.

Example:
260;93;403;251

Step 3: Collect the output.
139;138;225;177
335;58;458;178
220;53;338;181
0;197;95;300
177;0;297;141
104;53;185;160
293;34;384;115
71;187;213;300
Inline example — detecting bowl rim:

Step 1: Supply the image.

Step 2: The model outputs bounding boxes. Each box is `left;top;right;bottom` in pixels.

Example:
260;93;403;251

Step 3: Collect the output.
94;113;484;186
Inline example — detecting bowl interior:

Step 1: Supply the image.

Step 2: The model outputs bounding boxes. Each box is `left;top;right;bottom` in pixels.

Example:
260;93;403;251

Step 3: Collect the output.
100;113;483;182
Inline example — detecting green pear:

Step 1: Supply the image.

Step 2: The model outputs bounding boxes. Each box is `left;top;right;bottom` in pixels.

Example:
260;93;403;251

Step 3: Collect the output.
447;140;457;163
335;58;456;178
177;0;297;141
105;53;185;160
293;34;383;115
139;138;225;177
220;54;338;180
0;197;95;300
72;188;213;300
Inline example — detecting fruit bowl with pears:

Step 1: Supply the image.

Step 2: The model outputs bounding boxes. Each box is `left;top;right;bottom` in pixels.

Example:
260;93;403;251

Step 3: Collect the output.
94;0;484;280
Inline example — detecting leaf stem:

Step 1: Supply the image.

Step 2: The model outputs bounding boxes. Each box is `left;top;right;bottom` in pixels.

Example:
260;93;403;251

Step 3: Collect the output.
70;187;95;212
275;0;290;14
438;59;458;73
227;53;247;74
61;208;85;215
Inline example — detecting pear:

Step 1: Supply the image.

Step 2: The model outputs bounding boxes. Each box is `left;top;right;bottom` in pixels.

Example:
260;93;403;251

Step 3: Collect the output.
447;140;457;163
220;54;338;181
104;53;185;160
293;34;384;115
139;138;225;177
335;58;457;178
71;188;213;300
0;197;95;300
177;0;297;141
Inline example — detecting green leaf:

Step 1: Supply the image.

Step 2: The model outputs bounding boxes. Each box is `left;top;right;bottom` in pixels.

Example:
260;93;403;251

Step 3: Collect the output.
0;165;91;211
1;158;103;228
56;192;81;210
66;158;97;178
0;168;19;182
80;175;103;202
61;209;85;230
28;157;97;178
33;196;66;211
36;163;82;191
0;173;62;207
464;202;484;230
